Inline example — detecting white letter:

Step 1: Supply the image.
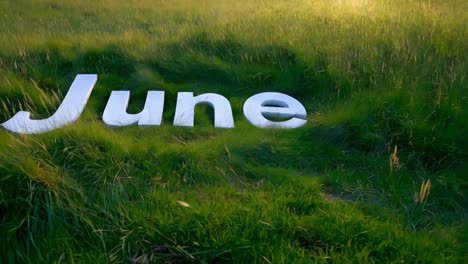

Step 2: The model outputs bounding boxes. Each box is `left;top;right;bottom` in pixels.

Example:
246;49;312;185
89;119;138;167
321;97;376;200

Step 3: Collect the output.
243;92;307;129
1;74;97;134
173;92;234;128
102;91;165;126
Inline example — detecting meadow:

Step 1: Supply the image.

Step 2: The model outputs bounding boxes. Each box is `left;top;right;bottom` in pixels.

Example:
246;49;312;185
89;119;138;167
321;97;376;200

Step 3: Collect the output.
0;0;466;262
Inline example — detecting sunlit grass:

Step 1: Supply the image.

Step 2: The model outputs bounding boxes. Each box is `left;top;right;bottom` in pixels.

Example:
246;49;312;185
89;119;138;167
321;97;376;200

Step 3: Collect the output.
0;0;466;262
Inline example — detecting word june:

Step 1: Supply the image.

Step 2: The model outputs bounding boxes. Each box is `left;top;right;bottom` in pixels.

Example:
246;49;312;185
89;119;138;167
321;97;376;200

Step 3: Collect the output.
1;74;308;134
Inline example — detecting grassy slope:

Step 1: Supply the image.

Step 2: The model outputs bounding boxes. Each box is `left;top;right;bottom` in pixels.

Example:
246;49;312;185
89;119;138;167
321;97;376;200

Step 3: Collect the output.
0;0;466;262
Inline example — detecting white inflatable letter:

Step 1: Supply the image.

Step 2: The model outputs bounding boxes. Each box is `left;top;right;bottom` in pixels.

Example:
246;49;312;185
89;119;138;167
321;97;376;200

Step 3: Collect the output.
102;91;165;126
243;92;307;129
173;92;234;128
1;74;97;134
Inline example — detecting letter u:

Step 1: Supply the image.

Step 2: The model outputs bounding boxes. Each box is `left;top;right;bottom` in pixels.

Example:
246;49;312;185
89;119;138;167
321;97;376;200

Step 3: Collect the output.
102;91;165;126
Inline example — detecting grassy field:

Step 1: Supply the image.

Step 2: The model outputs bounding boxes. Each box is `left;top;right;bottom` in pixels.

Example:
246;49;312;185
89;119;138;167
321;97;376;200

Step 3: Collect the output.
0;0;466;262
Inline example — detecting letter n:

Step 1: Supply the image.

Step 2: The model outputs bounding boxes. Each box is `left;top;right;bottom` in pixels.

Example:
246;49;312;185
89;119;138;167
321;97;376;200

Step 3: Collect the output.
173;92;234;128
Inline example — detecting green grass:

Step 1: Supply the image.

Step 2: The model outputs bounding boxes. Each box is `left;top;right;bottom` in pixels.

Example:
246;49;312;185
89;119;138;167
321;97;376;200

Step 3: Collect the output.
0;0;466;262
